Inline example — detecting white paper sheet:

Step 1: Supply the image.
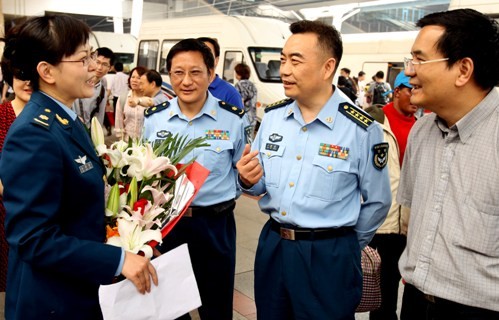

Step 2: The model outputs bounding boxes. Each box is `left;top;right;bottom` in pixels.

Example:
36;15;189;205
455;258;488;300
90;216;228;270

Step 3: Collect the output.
99;244;201;320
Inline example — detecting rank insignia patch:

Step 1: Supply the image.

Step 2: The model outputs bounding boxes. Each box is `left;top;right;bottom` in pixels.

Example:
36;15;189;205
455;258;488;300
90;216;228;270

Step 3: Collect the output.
75;155;94;174
206;129;230;140
318;143;349;159
269;133;283;142
157;130;171;138
265;143;280;152
373;142;389;170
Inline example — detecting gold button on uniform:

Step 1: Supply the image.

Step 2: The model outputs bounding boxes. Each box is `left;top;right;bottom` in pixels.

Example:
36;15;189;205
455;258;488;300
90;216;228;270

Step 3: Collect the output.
296;155;302;160
216;147;221;152
289;182;295;188
302;127;308;132
267;152;271;157
281;211;287;216
327;165;333;172
188;121;193;126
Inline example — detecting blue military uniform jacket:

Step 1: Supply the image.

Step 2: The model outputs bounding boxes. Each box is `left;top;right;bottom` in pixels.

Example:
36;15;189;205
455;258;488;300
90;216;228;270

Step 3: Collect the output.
0;91;122;319
242;88;391;248
143;92;249;206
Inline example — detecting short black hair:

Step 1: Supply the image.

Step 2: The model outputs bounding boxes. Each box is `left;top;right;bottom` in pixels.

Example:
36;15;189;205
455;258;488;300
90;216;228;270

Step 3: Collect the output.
341;68;351;75
234;63;251;80
114;62;124;72
96;47;115;66
417;8;499;89
143;69;162;87
1;14;90;91
167;38;215;74
197;37;220;58
358;71;365;77
375;71;384;79
289;20;343;70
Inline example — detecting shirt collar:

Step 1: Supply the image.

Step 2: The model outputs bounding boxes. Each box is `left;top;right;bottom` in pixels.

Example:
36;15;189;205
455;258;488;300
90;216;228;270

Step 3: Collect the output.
40;91;77;120
167;91;218;121
434;89;499;143
283;85;343;130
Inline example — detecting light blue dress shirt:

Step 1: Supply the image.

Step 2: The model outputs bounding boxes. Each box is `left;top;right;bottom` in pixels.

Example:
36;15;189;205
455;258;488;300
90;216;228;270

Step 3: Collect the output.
242;88;391;248
143;92;249;206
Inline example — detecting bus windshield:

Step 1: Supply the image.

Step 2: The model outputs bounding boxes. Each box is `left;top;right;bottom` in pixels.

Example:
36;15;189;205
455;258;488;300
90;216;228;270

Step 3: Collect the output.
248;47;282;83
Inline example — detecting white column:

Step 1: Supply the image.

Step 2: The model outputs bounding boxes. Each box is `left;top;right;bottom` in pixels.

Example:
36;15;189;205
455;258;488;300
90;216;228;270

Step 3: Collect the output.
131;0;143;38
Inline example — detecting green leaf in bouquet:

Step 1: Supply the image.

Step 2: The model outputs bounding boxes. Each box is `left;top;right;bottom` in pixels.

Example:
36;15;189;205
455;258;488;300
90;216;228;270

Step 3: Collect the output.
153;133;209;165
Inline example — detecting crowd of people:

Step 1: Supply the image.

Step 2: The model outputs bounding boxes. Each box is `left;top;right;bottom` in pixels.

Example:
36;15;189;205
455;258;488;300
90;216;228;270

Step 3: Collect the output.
0;7;498;320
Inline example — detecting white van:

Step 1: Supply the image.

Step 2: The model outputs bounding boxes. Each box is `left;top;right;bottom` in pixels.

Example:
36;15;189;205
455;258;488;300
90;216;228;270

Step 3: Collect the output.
135;15;291;121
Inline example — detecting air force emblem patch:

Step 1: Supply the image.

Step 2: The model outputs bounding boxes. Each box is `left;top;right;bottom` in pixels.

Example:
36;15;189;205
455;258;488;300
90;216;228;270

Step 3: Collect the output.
269;133;283;142
372;143;389;170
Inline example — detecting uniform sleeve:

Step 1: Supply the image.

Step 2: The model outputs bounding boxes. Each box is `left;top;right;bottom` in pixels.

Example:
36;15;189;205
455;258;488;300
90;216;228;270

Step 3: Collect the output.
1;124;121;283
237;119;266;196
355;123;392;248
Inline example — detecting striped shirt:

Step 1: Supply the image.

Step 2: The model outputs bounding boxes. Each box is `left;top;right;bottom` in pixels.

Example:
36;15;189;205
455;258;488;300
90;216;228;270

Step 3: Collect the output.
397;88;499;311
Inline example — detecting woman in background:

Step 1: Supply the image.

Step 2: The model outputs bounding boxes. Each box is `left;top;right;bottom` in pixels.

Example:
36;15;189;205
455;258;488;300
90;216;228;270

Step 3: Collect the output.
0;50;33;293
114;66;147;140
234;63;257;136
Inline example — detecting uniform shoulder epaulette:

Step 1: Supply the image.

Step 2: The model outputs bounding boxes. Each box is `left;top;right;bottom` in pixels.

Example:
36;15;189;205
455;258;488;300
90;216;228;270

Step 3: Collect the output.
144;101;169;118
338;102;374;130
265;98;293;113
31;108;55;130
218;100;245;118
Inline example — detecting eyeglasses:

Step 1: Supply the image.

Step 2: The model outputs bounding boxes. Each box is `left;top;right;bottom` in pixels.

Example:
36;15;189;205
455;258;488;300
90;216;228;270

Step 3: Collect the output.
60;51;98;67
95;60;111;68
403;57;449;72
170;70;207;81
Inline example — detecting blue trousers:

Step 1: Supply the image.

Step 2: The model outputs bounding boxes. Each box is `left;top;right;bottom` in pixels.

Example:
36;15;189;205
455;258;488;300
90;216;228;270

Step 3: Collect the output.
254;220;362;320
159;203;236;320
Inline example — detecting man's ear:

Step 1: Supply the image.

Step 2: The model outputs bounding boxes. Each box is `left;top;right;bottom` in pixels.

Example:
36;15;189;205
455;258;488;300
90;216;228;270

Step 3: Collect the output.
455;57;474;87
324;57;336;80
37;61;56;85
208;68;215;83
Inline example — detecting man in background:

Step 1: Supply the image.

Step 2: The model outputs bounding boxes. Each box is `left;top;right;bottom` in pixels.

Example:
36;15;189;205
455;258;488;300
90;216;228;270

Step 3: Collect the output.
198;37;243;109
74;47;114;129
365;71;417;320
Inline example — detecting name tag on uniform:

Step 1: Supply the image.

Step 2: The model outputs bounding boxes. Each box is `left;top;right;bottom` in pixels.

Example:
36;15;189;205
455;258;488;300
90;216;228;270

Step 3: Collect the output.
205;129;230;140
265;143;280;151
75;155;94;174
318;143;349;160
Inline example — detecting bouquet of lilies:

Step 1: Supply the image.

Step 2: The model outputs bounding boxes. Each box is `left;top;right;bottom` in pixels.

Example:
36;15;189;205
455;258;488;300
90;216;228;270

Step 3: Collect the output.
90;117;208;258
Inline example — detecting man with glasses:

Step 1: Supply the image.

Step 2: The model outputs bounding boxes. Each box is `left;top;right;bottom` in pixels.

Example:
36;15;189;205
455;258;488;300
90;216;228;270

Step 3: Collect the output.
74;47;114;129
397;9;499;320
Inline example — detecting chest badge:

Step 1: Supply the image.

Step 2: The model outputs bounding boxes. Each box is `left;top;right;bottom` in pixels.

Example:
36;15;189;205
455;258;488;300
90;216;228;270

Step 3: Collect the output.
205;129;230;140
75;155;94;174
373;143;389;170
318;143;349;160
269;133;283;142
157;130;171;138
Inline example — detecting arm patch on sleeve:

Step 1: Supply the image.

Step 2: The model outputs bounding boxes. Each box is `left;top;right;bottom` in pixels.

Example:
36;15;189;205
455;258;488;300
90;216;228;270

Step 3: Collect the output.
373;142;389;170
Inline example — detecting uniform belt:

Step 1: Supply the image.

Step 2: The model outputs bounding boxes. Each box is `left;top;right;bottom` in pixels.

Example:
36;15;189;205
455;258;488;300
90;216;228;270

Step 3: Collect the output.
183;199;235;217
270;219;354;241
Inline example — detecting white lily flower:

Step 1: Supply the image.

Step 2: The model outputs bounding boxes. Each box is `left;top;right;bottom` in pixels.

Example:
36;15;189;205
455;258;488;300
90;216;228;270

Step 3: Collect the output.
106;219;162;259
141;185;173;207
90;117;107;156
119;199;165;229
125;144;178;181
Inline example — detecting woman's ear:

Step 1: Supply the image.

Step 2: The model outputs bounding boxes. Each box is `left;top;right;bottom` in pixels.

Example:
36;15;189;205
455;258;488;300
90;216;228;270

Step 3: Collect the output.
37;61;56;85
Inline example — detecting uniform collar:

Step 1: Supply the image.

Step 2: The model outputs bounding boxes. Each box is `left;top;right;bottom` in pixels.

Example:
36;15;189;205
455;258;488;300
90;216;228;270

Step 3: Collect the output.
283;85;343;130
167;91;219;121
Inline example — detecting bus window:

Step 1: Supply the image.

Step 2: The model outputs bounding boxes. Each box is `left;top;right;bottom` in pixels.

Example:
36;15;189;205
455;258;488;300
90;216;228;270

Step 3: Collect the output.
137;40;159;70
159;40;181;75
248;47;282;83
223;51;244;84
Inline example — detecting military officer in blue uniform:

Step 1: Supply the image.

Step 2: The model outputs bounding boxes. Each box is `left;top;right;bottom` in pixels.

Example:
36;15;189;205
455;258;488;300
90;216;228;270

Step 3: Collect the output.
143;38;250;320
237;20;391;319
0;15;157;320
